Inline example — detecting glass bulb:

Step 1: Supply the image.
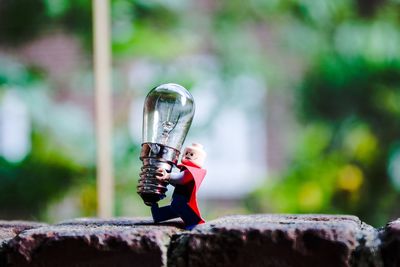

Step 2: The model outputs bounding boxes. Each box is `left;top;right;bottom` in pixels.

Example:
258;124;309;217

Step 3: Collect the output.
138;83;195;206
143;83;195;151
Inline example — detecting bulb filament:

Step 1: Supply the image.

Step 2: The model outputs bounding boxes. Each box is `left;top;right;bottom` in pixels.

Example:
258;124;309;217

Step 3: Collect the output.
161;121;175;144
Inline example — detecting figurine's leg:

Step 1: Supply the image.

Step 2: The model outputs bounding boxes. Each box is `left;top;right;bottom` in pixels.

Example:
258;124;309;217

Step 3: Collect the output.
171;195;202;228
151;203;179;223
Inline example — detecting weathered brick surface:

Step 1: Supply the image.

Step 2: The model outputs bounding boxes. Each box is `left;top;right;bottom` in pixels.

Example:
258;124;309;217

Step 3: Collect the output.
168;214;379;267
0;215;396;267
0;221;46;246
380;219;400;267
0;221;46;267
6;218;183;267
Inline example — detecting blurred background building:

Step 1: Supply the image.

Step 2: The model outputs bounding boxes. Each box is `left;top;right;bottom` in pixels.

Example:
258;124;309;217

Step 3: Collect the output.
0;0;400;226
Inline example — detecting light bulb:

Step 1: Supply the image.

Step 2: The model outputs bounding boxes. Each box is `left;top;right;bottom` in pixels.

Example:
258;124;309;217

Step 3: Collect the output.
138;83;195;206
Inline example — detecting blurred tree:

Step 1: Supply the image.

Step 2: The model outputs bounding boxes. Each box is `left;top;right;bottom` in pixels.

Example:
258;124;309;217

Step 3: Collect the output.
0;0;47;45
0;56;92;219
3;0;400;225
0;0;182;219
246;0;400;226
0;133;85;219
0;0;91;46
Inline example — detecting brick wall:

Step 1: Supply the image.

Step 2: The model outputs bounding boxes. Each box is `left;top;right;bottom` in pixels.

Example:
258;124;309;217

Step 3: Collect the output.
1;215;399;266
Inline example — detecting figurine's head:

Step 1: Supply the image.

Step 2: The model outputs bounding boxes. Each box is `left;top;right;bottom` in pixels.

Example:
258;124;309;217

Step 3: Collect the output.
181;143;206;168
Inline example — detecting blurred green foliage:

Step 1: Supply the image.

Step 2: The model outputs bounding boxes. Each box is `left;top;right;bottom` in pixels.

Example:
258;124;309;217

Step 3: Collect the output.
0;134;84;219
0;0;92;47
1;0;400;226
0;0;179;220
0;57;91;220
246;0;400;226
0;2;77;222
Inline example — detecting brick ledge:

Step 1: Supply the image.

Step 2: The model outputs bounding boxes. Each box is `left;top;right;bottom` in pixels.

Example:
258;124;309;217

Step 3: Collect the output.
0;215;396;266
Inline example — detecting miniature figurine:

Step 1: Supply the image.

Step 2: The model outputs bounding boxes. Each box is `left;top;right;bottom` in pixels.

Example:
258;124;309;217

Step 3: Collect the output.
151;143;207;229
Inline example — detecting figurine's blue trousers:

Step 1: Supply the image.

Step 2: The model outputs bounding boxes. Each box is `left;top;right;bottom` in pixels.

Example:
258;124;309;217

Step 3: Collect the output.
151;194;201;227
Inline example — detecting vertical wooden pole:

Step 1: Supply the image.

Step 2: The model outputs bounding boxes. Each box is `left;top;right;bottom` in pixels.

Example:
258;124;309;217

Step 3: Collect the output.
93;0;114;218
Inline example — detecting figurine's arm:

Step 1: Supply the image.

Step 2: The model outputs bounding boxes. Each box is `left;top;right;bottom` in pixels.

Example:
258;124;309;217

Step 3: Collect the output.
169;169;191;185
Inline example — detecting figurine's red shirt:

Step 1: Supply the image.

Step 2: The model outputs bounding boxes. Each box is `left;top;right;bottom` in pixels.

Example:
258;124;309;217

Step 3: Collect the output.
177;162;207;222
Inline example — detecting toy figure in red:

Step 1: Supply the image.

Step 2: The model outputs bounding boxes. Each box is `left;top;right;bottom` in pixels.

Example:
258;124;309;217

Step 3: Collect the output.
151;143;207;229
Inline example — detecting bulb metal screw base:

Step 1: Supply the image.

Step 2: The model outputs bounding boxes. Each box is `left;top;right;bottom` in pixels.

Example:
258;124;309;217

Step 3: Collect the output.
138;143;180;206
